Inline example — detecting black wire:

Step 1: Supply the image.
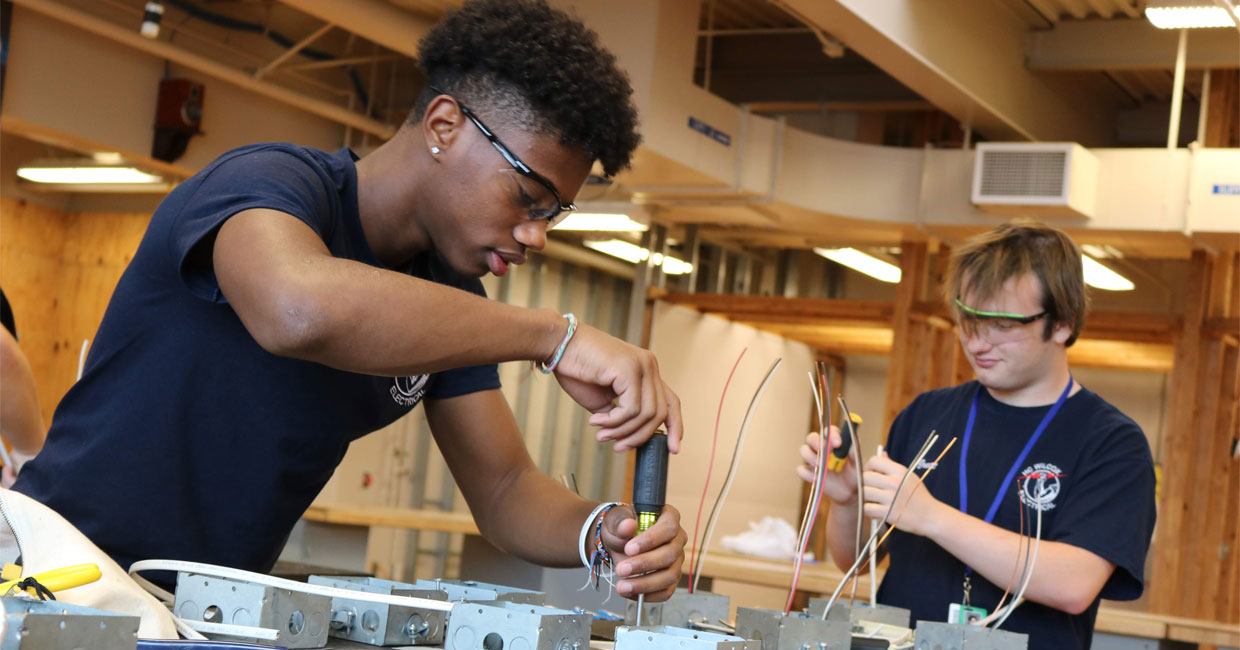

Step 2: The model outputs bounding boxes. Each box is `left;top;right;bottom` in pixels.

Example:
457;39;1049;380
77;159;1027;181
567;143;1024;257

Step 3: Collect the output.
693;358;782;583
16;577;55;601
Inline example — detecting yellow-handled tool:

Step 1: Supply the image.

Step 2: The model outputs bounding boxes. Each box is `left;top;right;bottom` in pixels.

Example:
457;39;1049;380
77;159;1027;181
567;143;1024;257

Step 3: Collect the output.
0;563;101;597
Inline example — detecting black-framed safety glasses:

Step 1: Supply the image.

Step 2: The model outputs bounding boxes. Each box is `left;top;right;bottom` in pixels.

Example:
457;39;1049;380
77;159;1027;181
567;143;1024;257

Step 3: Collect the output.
428;86;576;222
953;299;1049;325
954;298;1050;342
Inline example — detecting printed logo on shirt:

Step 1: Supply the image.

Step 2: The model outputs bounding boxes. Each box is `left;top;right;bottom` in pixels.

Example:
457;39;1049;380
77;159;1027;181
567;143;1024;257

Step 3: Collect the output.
391;374;429;406
915;459;938;471
1018;462;1066;511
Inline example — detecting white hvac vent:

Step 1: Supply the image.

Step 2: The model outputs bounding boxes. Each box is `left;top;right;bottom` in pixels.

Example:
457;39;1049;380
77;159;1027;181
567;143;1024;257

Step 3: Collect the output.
971;142;1099;219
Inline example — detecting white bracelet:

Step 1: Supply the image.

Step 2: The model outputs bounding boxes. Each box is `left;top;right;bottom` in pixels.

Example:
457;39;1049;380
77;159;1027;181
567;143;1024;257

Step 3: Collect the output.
579;502;624;568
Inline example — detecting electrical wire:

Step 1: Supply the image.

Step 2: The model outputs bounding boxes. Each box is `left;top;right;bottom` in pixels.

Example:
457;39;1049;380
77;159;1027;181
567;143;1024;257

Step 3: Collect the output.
691;357;783;592
868;437;957;552
820;432;939;619
687;348;747;593
980;479;1028;626
793;372;826;562
837;395;866;606
785;367;830;613
992;501;1042;629
792;368;827;567
839;437;958;604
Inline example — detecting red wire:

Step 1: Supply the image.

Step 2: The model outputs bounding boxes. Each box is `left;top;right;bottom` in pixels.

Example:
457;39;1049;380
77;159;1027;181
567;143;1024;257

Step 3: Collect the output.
687;348;746;593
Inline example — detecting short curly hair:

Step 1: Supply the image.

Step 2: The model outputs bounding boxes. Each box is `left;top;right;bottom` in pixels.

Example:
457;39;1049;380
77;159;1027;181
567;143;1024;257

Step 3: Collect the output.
409;0;640;178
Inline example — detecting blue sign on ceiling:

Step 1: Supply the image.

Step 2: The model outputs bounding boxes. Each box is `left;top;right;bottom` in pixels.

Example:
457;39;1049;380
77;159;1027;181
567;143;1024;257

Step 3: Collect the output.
688;116;731;146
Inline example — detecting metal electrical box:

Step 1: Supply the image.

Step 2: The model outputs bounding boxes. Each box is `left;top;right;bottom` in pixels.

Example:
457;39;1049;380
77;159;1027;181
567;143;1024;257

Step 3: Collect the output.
1;597;139;650
733;607;850;650
308;575;448;646
626;588;729;628
173;572;332;649
445;601;590;650
414;578;545;605
615;625;760;650
806;598;911;628
913;621;1028;650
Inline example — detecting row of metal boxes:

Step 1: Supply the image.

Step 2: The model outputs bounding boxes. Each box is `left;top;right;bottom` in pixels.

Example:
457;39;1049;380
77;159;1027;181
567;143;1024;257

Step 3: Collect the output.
3;579;1027;650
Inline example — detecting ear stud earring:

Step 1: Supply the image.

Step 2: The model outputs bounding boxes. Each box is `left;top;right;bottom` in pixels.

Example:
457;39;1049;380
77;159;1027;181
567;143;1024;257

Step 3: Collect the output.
430;146;441;155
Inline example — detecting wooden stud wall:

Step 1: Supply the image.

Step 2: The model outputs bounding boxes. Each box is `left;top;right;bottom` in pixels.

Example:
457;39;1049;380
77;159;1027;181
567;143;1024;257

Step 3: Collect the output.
0;197;150;427
1150;250;1240;623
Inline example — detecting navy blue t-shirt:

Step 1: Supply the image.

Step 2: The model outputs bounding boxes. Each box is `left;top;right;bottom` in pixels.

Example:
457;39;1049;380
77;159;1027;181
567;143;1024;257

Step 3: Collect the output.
15;144;500;575
876;381;1155;650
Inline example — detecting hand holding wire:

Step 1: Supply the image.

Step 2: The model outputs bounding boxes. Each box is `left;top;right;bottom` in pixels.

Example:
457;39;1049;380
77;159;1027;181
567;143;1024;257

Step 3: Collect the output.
601;505;685;602
862;452;949;538
796;427;858;505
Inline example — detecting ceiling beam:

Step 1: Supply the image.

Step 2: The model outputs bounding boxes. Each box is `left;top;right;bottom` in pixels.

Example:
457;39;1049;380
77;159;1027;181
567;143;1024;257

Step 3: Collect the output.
1028;19;1240;70
778;0;1123;144
11;0;395;139
276;0;431;59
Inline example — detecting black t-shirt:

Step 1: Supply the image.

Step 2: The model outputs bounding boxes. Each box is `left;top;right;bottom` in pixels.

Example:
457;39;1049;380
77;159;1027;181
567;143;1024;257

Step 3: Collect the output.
0;287;15;339
876;381;1156;650
15;144;500;575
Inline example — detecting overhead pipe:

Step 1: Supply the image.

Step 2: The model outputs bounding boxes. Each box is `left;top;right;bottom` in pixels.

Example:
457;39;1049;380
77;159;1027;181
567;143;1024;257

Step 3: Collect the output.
1167;28;1188;149
11;0;395;139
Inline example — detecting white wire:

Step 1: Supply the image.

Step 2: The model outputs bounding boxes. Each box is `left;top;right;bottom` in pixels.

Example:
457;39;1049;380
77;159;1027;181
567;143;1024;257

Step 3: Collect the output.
77;339;90;381
171;617;209;641
787;371;827;611
821;434;939;619
795;372;826;560
180;619;280;641
129;559;454;611
992;502;1043;630
973;499;1032;629
869;444;882;607
691;358;782;593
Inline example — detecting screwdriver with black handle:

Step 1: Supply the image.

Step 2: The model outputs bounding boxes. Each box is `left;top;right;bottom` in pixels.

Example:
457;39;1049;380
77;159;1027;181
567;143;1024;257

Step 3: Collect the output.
632;429;669;626
827;411;863;472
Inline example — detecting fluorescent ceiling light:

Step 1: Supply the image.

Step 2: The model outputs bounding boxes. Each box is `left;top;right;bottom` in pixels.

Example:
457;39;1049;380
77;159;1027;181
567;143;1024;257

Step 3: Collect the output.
17;166;163;184
1145;3;1237;28
583;239;693;275
813;247;901;283
554;212;650;232
1082;255;1135;291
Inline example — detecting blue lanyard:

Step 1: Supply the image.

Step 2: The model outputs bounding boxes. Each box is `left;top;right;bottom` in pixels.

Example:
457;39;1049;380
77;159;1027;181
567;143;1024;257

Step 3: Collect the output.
958;378;1073;572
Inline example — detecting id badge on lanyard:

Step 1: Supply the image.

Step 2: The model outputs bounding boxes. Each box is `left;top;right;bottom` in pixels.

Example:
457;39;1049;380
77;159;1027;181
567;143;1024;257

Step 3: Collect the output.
950;378;1072;622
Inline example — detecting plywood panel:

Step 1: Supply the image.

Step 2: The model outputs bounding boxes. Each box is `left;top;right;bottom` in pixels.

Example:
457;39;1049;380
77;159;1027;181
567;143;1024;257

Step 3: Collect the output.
0;198;68;428
0;197;150;427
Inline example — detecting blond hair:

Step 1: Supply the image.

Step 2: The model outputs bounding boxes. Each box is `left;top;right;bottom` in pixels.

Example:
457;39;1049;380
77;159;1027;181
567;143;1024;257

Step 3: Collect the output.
945;220;1089;347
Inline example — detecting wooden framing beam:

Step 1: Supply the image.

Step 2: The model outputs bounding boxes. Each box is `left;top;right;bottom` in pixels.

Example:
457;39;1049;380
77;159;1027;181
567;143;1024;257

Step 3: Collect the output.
658;292;1177;372
656;292;892;325
1152;250;1211;615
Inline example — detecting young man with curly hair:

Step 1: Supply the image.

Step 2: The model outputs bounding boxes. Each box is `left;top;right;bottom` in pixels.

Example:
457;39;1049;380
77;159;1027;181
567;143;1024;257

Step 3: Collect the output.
798;222;1156;648
16;0;685;601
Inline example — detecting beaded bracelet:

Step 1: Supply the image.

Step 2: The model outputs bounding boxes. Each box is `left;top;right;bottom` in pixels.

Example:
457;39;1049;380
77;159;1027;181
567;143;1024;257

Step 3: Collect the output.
579;502;623;589
537;313;577;374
